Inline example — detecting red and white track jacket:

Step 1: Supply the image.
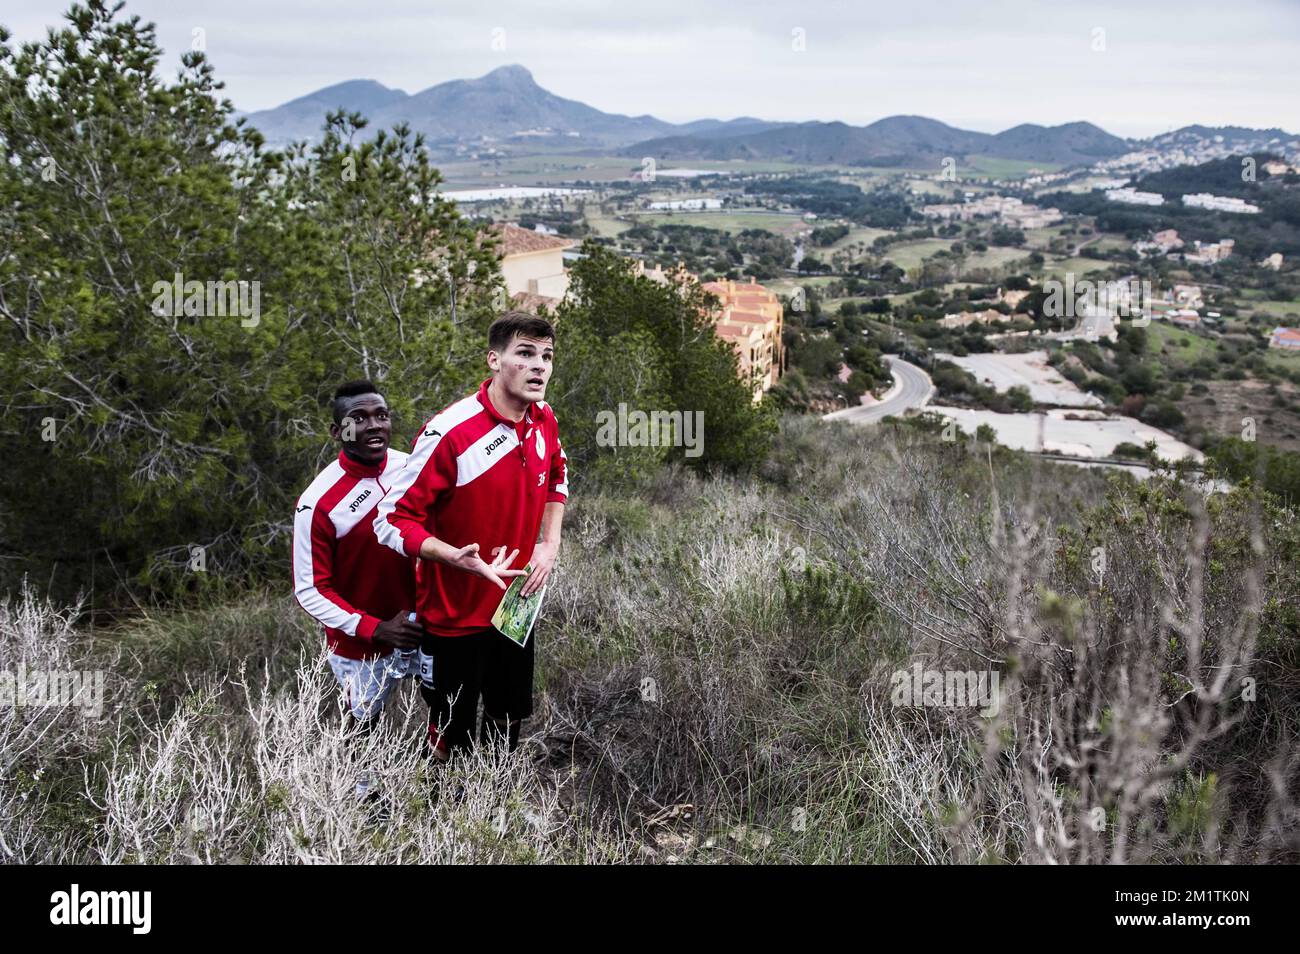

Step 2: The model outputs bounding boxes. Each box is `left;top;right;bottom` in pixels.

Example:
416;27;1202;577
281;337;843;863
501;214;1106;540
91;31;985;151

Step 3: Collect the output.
374;379;569;637
292;449;416;659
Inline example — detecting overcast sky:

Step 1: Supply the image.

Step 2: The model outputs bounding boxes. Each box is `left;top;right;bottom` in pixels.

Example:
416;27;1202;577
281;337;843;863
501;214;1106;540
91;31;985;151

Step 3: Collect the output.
6;0;1298;138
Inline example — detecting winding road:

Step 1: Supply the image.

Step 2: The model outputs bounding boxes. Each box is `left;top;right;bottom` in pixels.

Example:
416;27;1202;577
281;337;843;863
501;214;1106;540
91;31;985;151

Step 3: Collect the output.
822;355;935;424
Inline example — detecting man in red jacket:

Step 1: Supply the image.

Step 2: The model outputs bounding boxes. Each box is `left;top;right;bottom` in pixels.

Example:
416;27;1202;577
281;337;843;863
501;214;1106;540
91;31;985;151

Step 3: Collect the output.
293;380;424;748
375;312;567;759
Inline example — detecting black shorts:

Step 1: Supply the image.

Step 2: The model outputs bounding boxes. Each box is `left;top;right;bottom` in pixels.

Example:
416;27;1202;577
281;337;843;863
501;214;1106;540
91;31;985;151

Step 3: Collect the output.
419;627;534;752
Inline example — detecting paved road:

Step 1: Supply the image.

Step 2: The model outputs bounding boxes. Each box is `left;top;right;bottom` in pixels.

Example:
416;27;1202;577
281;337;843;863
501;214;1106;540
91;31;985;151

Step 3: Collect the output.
1069;233;1102;257
822;355;934;424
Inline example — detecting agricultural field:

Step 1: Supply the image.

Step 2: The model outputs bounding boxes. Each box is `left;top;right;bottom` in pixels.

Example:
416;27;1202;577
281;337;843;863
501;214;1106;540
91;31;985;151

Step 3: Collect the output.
1263;344;1300;374
1146;319;1220;365
1022;224;1076;250
437;153;641;188
1035;255;1118;280
905;178;963;198
1239;298;1300;321
625;210;811;240
962;155;1062;178
586;210;633;238
882;238;955;269
821;225;896;252
964;245;1028;270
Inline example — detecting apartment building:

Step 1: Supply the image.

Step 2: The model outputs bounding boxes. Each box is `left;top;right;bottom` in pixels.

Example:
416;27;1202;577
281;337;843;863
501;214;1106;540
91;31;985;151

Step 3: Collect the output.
701;278;785;401
921;194;1061;228
1184;239;1235;265
1105;188;1165;206
1182;193;1261;214
628;261;785;401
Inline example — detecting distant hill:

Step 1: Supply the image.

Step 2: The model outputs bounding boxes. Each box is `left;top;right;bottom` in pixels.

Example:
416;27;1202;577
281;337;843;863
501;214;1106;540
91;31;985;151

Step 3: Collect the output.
243;65;784;149
1136;151;1295;200
625;121;890;165
241;65;1290;172
625;117;989;167
983;121;1129;164
241;79;410;143
670;116;792;139
369;65;675;147
1147;125;1297;152
626;115;1128;168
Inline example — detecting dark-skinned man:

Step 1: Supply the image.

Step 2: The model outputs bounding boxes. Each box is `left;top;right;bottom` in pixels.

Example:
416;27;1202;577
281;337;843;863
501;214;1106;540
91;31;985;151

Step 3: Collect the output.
293;379;424;796
375;312;568;761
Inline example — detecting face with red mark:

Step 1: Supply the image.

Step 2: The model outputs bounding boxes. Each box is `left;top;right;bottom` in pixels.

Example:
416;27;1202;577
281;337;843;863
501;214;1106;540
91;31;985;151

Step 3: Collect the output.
488;333;554;406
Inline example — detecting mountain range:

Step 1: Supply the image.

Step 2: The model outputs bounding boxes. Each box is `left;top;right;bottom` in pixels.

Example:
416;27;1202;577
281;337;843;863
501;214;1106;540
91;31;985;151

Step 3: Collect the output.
623;116;1130;167
242;65;786;150
240;64;1287;169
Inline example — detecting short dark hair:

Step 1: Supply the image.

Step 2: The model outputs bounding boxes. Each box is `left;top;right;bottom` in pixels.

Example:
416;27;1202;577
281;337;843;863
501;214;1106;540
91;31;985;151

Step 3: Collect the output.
489;311;555;354
331;379;383;424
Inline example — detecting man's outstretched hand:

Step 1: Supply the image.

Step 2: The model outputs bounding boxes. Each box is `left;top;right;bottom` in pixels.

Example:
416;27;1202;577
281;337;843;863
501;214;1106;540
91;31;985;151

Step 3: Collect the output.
446;543;526;591
372;610;423;650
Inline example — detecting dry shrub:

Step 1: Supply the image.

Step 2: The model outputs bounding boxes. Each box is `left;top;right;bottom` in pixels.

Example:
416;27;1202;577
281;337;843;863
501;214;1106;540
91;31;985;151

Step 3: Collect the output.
3;415;1297;863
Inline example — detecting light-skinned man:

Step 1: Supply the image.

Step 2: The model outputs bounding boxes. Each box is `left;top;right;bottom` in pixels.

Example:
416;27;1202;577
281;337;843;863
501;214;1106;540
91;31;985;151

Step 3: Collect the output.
374;312;567;760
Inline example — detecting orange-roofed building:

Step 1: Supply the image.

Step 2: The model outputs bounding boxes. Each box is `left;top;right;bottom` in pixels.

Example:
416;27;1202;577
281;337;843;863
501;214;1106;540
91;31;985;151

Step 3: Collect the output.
490;222;576;306
1269;327;1300;350
702;277;784;401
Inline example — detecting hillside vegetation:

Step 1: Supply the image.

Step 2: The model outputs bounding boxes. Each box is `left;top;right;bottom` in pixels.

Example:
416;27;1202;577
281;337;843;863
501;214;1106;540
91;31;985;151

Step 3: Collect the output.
5;417;1297;863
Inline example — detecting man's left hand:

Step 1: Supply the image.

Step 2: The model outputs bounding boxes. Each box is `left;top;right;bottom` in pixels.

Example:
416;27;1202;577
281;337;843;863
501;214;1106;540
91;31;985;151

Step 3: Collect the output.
521;540;558;598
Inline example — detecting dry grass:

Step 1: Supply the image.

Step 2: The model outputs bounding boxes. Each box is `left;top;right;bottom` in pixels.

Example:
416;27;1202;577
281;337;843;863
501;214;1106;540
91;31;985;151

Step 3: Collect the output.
3;416;1297;863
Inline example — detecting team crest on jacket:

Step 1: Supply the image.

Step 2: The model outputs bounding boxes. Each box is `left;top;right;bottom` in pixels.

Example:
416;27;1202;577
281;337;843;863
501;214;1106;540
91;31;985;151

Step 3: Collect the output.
535;429;546;459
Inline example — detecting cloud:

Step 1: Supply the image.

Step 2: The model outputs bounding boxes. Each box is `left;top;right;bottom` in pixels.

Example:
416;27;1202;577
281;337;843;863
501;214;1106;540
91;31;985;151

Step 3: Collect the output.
5;0;1297;135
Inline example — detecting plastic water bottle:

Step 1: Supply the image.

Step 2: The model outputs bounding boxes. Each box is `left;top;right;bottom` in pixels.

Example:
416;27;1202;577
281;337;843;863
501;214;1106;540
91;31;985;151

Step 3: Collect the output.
387;612;419;679
397;611;419;678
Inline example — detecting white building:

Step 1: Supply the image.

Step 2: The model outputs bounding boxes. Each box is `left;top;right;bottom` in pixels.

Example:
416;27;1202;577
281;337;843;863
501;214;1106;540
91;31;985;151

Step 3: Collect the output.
1106;188;1165;207
1181;193;1261;214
